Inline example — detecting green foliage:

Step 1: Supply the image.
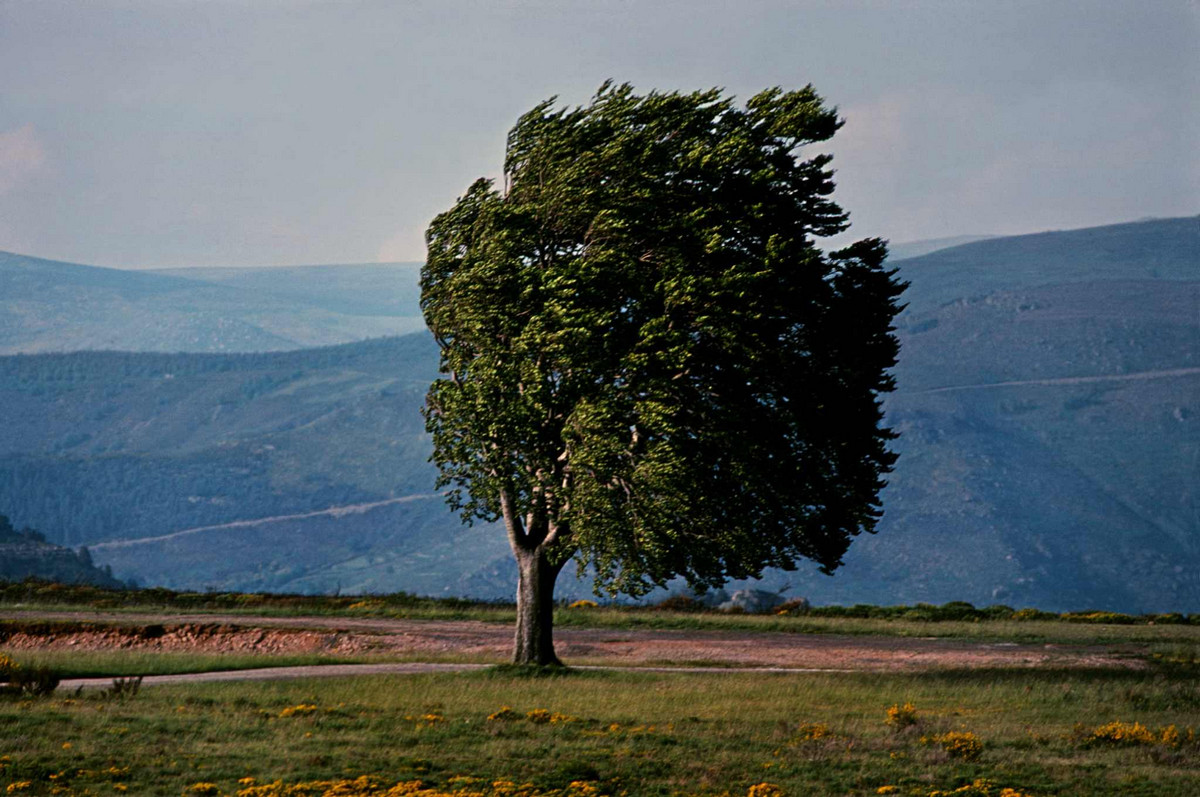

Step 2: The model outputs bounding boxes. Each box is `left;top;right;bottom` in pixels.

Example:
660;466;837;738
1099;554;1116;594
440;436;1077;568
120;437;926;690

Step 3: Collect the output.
0;654;59;698
422;83;905;598
94;676;142;701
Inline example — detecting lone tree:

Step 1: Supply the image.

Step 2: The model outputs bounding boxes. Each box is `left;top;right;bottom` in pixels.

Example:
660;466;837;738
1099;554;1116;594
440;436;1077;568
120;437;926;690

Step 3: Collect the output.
421;83;905;665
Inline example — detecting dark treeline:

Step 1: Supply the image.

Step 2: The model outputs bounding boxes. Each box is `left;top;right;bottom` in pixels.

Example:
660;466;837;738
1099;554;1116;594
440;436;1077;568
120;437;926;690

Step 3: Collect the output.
0;515;125;588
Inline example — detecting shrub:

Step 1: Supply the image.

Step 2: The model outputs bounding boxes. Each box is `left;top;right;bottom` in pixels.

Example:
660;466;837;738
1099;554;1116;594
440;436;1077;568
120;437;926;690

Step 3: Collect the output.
1011;608;1057;621
981;604;1015;619
96;676;142;701
0;653;19;681
928;780;1031;797
652;595;706;613
3;662;59;697
794;722;831;741
923;731;984;761
1087;720;1155;746
747;783;784;797
1060;611;1137;625
1079;720;1194;748
526;708;575;724
885;702;919;729
774;598;811;616
936;601;984;621
278;703;319;718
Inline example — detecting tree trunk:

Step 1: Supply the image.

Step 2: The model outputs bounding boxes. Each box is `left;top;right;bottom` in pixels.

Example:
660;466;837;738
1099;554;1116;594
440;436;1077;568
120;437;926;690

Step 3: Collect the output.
512;548;563;666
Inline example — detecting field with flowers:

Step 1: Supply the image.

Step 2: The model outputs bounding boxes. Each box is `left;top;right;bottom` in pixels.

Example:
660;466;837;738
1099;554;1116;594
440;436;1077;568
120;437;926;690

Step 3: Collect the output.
2;662;1199;796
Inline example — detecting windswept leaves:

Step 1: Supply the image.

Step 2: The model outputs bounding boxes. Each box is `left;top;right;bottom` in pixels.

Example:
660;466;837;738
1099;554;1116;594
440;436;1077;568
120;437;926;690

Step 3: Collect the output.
420;83;904;595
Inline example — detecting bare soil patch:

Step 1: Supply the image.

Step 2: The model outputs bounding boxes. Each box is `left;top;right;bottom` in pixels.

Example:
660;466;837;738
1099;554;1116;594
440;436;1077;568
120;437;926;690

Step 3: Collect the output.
0;609;1144;671
0;620;369;656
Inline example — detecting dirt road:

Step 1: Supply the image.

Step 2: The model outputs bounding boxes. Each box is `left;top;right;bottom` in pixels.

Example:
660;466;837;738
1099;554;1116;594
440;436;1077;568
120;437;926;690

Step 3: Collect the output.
1;608;1144;675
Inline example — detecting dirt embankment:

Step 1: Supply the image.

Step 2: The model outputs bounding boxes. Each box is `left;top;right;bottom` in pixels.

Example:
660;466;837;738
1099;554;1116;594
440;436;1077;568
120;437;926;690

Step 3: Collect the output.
0;611;1148;672
0;621;369;656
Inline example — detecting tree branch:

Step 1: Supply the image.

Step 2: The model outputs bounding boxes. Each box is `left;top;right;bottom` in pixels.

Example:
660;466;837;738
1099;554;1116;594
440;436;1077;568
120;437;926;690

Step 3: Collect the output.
499;488;529;552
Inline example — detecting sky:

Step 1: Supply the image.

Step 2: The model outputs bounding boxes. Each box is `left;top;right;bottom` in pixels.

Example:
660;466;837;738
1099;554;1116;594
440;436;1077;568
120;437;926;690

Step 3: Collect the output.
0;0;1196;269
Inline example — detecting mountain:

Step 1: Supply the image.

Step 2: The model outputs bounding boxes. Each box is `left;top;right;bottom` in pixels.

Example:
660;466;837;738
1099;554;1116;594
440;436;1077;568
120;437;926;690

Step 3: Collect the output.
0;216;1197;610
893;217;1199;315
773;216;1200;611
885;234;995;261
149;264;424;319
0;252;426;354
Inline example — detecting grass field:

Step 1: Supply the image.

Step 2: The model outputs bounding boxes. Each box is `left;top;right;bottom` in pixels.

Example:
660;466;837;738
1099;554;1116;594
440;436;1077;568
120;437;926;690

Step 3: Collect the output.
1;650;375;679
2;664;1199;797
4;583;1200;795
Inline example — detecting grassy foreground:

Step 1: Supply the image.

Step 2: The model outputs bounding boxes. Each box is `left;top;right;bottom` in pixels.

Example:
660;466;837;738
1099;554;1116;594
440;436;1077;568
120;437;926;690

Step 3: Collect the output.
2;666;1199;797
2;650;373;679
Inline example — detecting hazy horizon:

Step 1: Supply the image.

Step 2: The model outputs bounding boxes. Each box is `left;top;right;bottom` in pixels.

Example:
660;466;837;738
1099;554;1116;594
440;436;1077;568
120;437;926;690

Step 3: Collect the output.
4;215;1194;273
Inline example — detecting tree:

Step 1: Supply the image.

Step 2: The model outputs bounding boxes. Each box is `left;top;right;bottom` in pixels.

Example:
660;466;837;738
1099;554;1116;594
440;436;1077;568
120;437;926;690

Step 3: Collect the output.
420;83;906;665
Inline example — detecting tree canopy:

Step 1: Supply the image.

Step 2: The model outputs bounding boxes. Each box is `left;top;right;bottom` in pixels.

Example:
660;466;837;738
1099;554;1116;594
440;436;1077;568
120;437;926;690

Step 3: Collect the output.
420;83;905;663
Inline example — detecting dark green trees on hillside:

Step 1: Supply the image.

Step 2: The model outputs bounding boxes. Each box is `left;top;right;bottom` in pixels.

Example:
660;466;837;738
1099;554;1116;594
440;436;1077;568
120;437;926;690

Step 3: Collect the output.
421;83;905;664
0;514;124;587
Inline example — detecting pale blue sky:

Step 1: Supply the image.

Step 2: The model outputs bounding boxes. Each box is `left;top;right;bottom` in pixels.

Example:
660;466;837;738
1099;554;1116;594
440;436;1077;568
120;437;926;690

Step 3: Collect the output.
1;0;1196;268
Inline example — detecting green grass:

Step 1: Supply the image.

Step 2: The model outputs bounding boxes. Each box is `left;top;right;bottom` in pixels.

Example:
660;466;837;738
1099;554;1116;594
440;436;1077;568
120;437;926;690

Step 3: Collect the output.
1;667;1198;796
551;609;1200;646
1;650;374;679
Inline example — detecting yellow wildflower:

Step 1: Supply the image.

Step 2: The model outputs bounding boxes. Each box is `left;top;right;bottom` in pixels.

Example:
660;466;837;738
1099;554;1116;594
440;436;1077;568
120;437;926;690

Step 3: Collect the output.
885;703;918;728
747;783;784;797
1087;721;1156;746
278;704;319;718
922;731;984;761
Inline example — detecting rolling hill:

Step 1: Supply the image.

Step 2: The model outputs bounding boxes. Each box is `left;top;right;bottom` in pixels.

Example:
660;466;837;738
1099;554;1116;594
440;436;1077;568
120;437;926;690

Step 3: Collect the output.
0;251;426;354
0;216;1196;610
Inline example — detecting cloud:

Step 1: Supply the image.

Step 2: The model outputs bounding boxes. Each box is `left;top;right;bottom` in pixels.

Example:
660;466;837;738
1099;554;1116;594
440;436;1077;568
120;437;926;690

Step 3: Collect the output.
0;125;46;194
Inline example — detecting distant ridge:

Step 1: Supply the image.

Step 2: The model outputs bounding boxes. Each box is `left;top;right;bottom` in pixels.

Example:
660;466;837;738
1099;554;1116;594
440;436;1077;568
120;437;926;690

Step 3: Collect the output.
1;215;1197;610
150;262;424;318
886;234;995;261
0;251;427;354
894;215;1200;314
0;250;205;296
